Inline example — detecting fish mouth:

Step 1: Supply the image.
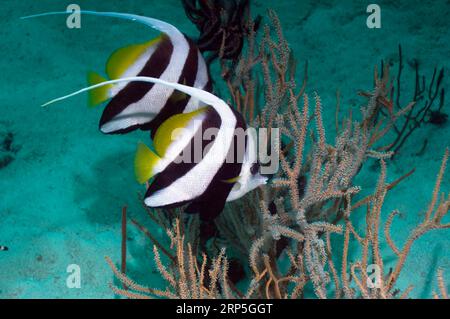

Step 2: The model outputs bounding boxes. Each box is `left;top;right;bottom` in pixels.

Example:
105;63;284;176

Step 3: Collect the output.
260;173;274;184
254;174;270;186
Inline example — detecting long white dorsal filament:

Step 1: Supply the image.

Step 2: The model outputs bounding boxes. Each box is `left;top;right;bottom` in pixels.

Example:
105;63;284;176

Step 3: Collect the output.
21;10;181;38
41;77;235;128
41;76;219;106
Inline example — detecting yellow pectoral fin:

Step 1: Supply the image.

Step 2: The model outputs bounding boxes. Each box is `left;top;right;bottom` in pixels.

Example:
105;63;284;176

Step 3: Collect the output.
134;142;161;184
87;71;113;107
153;107;209;157
106;35;163;80
222;176;241;184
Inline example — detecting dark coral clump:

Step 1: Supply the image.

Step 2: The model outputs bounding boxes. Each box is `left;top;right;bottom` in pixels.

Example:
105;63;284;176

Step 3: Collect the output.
428;110;448;126
182;0;259;62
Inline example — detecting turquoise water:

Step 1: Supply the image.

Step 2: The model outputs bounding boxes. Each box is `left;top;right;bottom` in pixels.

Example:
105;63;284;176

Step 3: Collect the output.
1;0;449;298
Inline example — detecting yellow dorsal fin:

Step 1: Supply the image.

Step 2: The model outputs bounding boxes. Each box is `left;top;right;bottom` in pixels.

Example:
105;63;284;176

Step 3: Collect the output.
87;71;113;107
106;35;163;80
153;107;208;157
134;142;161;184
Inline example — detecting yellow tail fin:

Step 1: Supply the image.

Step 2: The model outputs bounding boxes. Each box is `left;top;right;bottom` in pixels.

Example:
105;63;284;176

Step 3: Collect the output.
135;142;161;184
87;71;113;107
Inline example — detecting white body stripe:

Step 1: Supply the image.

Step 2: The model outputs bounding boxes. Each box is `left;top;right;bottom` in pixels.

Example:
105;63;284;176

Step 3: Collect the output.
226;127;268;202
184;50;209;112
101;34;190;133
153;112;207;175
145;115;235;206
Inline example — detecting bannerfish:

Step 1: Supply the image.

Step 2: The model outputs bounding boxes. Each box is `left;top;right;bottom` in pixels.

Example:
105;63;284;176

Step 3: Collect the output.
22;11;212;136
42;77;269;220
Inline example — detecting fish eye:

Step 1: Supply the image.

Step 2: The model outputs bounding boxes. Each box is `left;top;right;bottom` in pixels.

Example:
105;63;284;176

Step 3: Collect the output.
250;162;260;175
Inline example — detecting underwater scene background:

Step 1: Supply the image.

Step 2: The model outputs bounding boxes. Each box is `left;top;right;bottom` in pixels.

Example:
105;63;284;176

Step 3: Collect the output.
0;0;449;298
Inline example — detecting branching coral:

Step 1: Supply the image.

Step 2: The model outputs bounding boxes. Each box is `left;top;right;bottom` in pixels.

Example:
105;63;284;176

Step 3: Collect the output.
360;45;447;157
104;8;449;299
107;147;448;299
341;150;449;299
434;269;448;299
107;218;233;299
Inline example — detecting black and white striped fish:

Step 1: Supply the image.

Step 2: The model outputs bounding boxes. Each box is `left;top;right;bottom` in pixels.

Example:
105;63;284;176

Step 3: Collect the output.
22;11;212;136
42;77;269;220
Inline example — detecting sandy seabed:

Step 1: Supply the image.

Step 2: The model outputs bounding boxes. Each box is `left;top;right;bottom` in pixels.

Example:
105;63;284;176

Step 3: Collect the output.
0;0;448;298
